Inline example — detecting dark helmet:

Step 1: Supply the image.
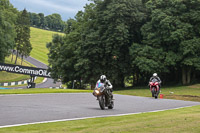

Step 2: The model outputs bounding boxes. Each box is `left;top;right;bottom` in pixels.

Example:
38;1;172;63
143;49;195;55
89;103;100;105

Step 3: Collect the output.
100;75;106;83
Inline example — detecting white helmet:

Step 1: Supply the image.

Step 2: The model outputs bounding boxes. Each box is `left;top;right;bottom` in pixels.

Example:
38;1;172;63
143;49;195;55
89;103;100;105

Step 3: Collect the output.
153;73;157;77
100;75;106;83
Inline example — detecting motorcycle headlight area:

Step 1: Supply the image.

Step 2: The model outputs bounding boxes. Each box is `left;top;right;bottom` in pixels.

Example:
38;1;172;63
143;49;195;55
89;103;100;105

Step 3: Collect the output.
95;88;100;94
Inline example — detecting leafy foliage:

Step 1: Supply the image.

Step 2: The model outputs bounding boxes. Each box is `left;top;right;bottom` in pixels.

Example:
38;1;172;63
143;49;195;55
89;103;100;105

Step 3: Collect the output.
29;12;67;32
15;9;32;64
47;0;200;87
0;0;17;63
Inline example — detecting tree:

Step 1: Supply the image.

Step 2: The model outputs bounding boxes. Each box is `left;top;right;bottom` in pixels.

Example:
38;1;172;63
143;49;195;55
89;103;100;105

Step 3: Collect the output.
47;33;81;88
38;13;46;28
131;0;200;85
31;13;40;27
0;0;17;63
47;0;146;88
47;0;200;87
180;38;200;84
28;12;67;32
44;13;66;32
76;0;145;87
65;18;76;34
15;9;32;65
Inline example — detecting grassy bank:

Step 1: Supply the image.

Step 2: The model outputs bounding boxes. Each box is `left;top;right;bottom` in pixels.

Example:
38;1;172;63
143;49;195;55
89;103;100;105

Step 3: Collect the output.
0;27;59;83
115;84;200;102
0;77;45;88
30;27;64;65
0;105;199;133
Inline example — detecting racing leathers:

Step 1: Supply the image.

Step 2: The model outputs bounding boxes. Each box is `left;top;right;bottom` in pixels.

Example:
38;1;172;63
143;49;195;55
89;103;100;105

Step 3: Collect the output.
95;79;113;99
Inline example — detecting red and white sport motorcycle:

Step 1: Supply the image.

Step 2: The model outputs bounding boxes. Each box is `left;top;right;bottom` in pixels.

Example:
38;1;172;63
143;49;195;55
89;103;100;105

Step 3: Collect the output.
149;79;160;99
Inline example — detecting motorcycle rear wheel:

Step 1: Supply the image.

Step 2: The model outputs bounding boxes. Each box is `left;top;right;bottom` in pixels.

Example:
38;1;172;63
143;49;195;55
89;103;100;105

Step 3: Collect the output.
108;100;114;109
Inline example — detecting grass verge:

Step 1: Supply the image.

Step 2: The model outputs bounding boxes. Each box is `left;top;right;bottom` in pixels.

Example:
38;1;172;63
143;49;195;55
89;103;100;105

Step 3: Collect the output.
0;105;199;133
0;77;45;88
114;84;200;102
0;88;92;94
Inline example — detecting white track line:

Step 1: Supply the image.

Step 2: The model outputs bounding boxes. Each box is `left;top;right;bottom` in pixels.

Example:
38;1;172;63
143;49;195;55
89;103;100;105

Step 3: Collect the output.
0;105;196;129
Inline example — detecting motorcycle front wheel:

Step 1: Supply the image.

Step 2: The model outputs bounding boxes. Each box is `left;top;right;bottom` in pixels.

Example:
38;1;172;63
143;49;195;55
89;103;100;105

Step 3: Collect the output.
98;95;105;110
152;87;155;97
155;88;160;99
152;92;154;97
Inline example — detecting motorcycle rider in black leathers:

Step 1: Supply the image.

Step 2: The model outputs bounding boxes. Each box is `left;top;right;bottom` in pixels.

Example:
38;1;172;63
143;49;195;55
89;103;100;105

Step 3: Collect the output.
95;75;113;99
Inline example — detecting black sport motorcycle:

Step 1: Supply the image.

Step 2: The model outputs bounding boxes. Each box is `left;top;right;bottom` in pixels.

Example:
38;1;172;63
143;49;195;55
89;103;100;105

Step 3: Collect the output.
93;82;114;110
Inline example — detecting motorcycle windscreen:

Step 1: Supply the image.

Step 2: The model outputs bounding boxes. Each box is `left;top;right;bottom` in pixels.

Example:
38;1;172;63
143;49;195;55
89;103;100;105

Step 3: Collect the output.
152;78;158;82
96;82;105;92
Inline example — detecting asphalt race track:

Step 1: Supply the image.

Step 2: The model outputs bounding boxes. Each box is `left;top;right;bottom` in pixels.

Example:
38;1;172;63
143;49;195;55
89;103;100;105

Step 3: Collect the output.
24;56;61;88
0;93;199;127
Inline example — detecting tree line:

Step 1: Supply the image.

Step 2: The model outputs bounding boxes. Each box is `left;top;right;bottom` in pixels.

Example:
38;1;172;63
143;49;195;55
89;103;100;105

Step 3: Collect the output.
0;0;31;65
29;12;67;32
47;0;200;89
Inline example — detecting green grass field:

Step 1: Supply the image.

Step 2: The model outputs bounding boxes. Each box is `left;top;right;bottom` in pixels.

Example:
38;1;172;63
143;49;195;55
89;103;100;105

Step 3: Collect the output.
0;105;199;133
115;84;200;102
30;27;64;65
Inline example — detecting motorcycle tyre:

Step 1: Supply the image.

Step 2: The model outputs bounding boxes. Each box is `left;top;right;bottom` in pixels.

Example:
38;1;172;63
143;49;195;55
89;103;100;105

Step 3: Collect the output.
152;92;154;97
98;95;105;110
155;89;159;99
152;87;155;97
155;92;158;99
108;100;114;109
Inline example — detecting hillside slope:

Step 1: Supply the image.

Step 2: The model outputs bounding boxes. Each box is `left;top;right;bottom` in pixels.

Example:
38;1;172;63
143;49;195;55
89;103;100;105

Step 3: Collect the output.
0;27;63;83
30;27;64;65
